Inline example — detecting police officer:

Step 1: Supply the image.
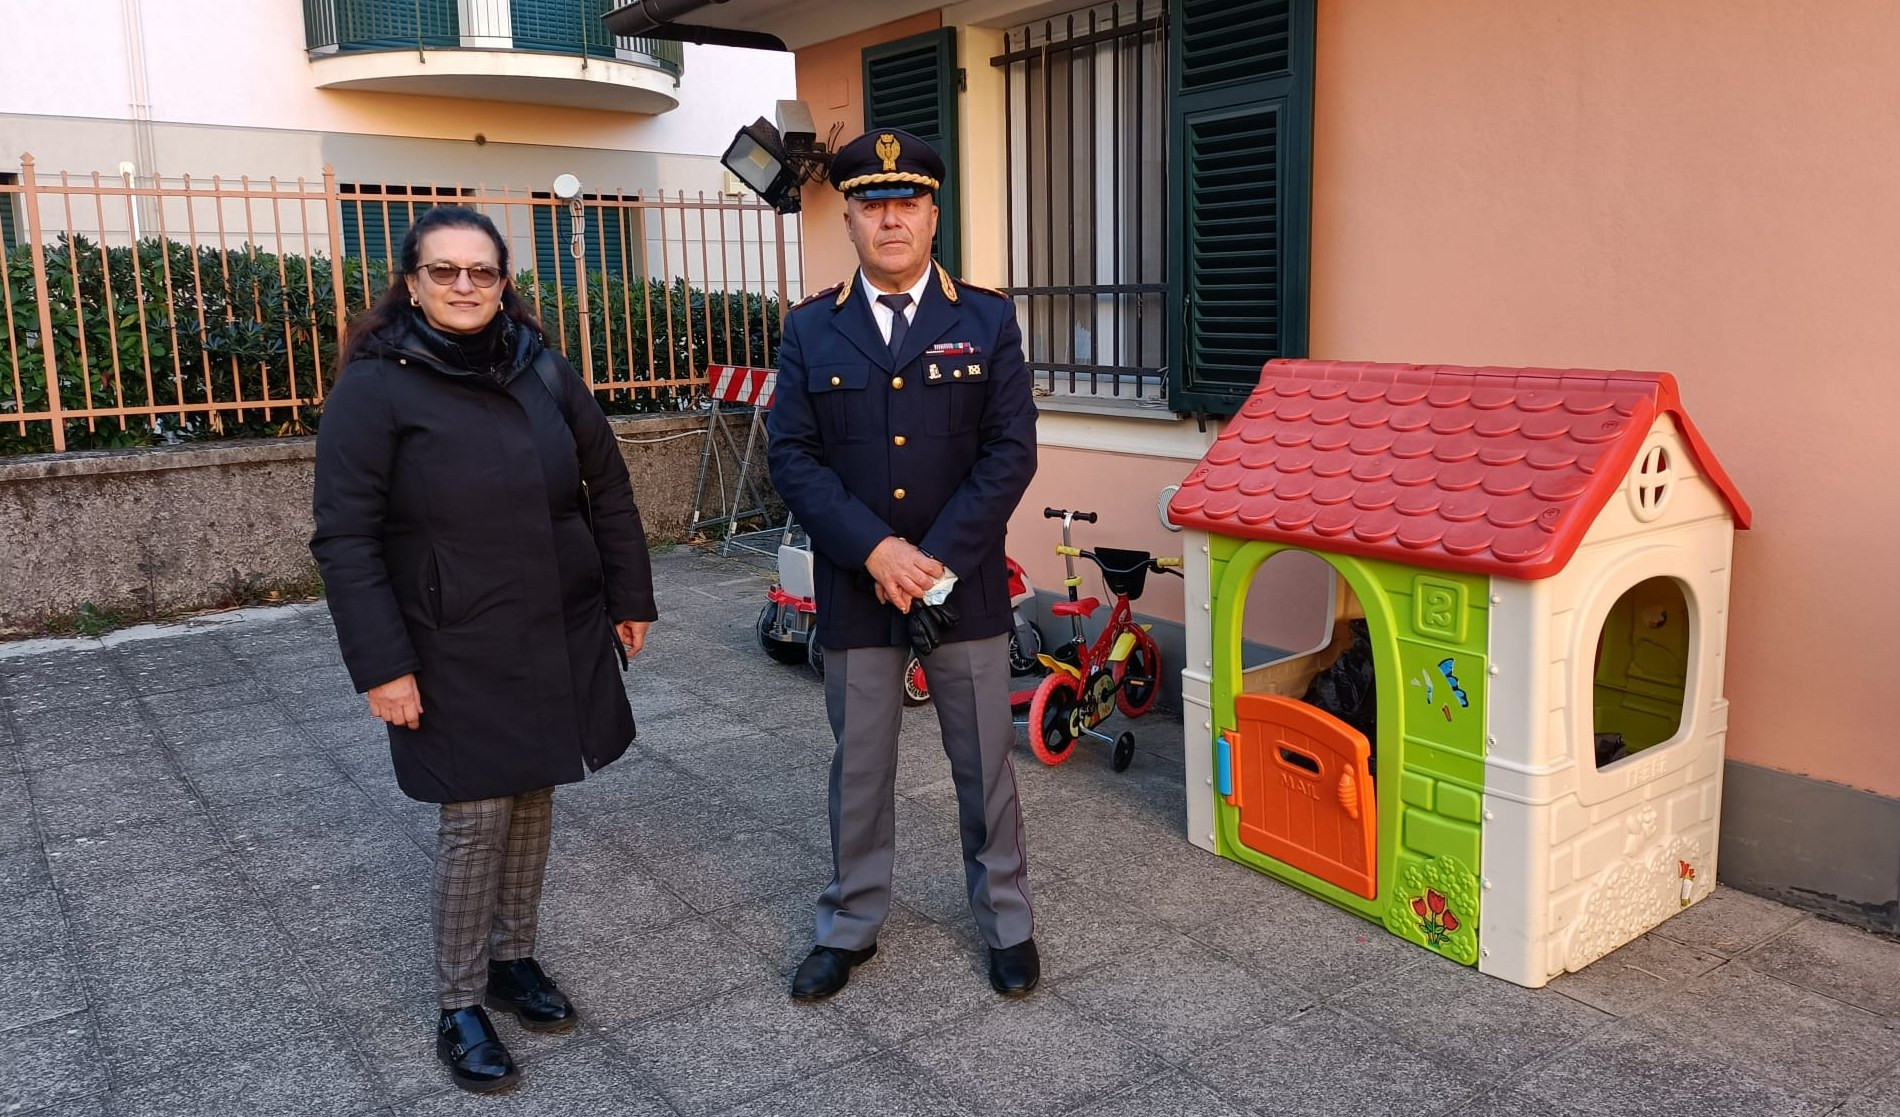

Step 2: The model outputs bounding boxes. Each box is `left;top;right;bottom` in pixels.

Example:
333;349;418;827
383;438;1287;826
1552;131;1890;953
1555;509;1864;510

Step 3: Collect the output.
767;127;1041;1000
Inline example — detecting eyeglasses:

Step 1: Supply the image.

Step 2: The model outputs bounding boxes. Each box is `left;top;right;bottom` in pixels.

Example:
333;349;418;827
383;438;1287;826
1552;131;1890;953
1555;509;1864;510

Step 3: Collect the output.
419;262;504;288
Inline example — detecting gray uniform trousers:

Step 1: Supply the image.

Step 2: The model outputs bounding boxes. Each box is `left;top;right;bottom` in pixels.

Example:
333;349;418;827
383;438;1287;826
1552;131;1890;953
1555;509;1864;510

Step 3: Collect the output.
432;787;554;1009
815;633;1034;951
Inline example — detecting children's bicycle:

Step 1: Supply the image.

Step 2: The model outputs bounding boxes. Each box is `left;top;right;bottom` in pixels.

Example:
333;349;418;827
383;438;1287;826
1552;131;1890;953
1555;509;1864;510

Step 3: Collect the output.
1025;508;1181;770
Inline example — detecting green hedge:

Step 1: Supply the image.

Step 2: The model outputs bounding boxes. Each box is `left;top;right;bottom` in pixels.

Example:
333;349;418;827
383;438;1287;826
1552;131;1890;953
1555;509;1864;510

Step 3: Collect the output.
1;234;780;456
522;273;783;414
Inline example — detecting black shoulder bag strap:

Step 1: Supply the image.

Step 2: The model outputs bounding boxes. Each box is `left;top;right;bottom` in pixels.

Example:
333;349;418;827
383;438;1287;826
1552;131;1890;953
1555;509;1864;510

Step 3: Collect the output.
533;348;626;668
530;349;592;531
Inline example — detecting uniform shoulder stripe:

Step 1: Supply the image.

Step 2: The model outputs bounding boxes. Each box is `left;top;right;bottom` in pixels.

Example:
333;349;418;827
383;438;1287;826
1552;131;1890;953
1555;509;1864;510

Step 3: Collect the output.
791;281;847;312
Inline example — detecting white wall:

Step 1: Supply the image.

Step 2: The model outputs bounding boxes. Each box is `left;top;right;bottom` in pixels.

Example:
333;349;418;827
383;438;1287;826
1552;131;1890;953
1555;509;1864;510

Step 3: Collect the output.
0;0;795;159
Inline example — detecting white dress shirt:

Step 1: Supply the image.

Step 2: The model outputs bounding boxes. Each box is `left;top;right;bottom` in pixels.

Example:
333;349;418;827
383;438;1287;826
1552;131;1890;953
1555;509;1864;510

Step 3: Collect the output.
861;267;933;345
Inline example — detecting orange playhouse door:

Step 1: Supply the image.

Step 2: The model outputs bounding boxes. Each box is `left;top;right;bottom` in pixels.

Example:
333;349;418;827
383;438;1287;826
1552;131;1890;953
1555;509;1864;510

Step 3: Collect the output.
1225;694;1378;899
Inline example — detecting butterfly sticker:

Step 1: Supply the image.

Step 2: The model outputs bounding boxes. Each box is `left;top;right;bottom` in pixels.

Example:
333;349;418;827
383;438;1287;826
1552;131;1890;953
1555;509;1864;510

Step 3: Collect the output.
1437;659;1470;708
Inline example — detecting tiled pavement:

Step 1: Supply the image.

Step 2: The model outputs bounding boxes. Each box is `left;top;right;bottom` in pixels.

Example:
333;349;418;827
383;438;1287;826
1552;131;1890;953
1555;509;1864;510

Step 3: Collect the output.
3;546;1898;1117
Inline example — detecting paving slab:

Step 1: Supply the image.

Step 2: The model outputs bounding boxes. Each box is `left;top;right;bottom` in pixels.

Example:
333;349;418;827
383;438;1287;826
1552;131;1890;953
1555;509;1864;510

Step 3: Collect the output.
0;1013;108;1116
4;545;1899;1117
1734;914;1900;1017
1621;961;1900;1106
894;996;1167;1117
611;984;864;1117
1545;930;1729;1017
1332;954;1613;1077
1518;1018;1829;1117
1056;934;1310;1063
1186;1007;1480;1117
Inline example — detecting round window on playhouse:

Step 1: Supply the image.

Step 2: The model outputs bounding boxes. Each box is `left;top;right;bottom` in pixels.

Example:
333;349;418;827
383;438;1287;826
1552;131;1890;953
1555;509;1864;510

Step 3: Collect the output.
1628;442;1674;522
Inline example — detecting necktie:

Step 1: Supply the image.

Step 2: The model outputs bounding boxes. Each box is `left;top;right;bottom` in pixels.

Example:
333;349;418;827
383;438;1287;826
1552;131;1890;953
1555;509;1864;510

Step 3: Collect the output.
878;292;913;358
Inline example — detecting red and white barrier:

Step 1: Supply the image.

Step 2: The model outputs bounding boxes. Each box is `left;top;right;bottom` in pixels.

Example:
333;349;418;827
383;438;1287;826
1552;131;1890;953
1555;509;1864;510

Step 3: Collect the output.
709;365;778;409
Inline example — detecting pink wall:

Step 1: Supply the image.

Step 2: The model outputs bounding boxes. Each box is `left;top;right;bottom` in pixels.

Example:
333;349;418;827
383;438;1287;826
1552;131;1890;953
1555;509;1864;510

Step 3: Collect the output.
1008;447;1192;625
1310;1;1900;797
792;1;1900;799
791;12;945;290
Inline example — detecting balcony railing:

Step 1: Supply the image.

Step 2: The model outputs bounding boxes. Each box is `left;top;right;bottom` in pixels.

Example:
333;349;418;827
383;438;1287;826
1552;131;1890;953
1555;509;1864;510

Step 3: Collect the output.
303;0;684;80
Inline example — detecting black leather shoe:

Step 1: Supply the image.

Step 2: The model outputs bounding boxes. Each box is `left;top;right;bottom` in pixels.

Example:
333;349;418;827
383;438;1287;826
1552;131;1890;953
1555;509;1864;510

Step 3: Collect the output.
485;957;578;1034
436;1006;519;1093
790;943;877;1001
989;938;1040;997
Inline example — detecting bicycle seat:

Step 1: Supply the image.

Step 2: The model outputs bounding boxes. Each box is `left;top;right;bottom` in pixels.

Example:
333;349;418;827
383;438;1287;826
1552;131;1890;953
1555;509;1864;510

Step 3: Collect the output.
1051;597;1100;618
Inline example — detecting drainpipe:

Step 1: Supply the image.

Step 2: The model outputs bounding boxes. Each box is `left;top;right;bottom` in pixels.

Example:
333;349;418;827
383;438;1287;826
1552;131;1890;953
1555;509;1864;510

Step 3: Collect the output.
603;0;725;35
601;0;785;50
118;0;159;230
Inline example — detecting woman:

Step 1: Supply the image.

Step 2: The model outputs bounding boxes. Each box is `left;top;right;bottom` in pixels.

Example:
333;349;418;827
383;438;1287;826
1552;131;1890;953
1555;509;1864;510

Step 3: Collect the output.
310;206;656;1094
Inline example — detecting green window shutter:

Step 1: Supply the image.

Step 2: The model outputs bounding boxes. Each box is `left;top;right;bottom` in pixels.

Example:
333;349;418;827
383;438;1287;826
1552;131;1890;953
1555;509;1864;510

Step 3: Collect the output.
338;190;412;265
533;198;630;282
1168;0;1313;416
0;174;19;256
331;0;459;52
862;28;961;276
338;186;461;265
512;0;614;57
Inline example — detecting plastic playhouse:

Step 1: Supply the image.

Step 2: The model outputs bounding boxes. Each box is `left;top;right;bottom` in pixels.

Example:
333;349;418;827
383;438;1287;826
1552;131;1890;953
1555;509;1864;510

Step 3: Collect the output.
1167;360;1751;988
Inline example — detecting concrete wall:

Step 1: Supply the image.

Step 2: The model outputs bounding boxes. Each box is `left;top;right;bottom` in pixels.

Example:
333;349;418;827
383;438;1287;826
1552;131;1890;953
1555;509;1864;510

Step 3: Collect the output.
0;412;710;636
790;11;945;290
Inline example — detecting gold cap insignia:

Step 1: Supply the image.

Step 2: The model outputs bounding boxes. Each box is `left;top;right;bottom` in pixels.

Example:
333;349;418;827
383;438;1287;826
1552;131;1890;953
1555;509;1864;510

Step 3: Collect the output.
875;133;901;172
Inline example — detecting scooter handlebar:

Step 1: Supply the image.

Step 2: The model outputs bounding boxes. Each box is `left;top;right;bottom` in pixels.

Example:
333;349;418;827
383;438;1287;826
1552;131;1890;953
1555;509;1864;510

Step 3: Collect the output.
1043;507;1098;523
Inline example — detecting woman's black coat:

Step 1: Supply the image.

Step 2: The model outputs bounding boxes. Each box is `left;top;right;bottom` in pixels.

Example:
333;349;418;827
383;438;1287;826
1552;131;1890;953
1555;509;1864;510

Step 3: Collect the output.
311;315;656;803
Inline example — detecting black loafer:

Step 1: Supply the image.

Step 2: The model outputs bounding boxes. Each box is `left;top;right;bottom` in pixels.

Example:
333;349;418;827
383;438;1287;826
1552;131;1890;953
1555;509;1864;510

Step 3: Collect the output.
989;938;1040;997
437;1005;519;1093
485;957;578;1034
790;943;877;1001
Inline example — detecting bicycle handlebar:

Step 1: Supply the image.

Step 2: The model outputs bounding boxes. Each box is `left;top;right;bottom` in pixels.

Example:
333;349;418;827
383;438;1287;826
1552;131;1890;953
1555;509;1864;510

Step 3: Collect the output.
1043;507;1098;523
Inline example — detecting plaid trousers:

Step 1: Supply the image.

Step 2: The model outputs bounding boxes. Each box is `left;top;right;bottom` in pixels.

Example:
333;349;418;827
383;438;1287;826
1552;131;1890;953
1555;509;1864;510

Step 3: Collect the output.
432;787;554;1009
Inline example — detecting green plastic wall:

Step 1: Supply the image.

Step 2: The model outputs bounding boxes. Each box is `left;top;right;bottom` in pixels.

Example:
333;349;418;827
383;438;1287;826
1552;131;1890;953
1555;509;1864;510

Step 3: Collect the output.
1208;538;1491;964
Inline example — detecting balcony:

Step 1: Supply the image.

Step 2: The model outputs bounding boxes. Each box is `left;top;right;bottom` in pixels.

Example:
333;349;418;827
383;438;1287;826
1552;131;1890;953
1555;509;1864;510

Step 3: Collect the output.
304;0;685;114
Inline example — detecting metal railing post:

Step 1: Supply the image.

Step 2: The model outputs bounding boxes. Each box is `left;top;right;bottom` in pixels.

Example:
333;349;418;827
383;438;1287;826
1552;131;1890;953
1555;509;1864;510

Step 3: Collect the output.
20;154;67;452
322;165;348;372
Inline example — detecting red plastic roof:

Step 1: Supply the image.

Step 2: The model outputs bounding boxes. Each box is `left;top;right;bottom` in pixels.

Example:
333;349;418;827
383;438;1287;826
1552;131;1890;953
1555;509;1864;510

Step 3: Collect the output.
1168;361;1751;580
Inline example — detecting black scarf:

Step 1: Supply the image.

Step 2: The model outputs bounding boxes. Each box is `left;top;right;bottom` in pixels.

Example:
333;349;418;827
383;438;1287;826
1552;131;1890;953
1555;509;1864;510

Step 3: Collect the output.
404;310;524;384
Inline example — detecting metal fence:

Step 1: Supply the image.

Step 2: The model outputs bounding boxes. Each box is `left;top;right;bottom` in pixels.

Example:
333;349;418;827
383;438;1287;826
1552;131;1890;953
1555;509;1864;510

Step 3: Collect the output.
0;155;796;455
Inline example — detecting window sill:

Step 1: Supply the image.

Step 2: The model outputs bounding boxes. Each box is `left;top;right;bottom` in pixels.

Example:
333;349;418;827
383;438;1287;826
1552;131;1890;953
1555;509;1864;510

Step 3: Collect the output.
1032;390;1182;422
1033;395;1218;461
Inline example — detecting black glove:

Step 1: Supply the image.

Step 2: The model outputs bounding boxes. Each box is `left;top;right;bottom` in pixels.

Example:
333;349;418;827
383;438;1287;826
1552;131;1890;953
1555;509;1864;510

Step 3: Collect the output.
906;601;959;657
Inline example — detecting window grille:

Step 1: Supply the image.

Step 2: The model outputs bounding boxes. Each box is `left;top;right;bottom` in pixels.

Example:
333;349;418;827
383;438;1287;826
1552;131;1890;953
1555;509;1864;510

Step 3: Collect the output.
996;0;1170;406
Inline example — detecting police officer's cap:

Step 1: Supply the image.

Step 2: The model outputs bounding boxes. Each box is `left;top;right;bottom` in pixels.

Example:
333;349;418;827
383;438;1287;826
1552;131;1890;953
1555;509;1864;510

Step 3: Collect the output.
830;128;943;200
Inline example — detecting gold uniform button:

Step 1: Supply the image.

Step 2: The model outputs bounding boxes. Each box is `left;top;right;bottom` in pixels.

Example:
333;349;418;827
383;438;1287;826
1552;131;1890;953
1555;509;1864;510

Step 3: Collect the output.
893;435;907;447
891;376;905;389
893;488;907;500
829;376;841;386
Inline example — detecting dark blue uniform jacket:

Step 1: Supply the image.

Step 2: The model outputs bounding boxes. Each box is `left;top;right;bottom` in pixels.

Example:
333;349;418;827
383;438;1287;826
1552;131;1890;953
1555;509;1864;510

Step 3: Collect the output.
767;263;1037;649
